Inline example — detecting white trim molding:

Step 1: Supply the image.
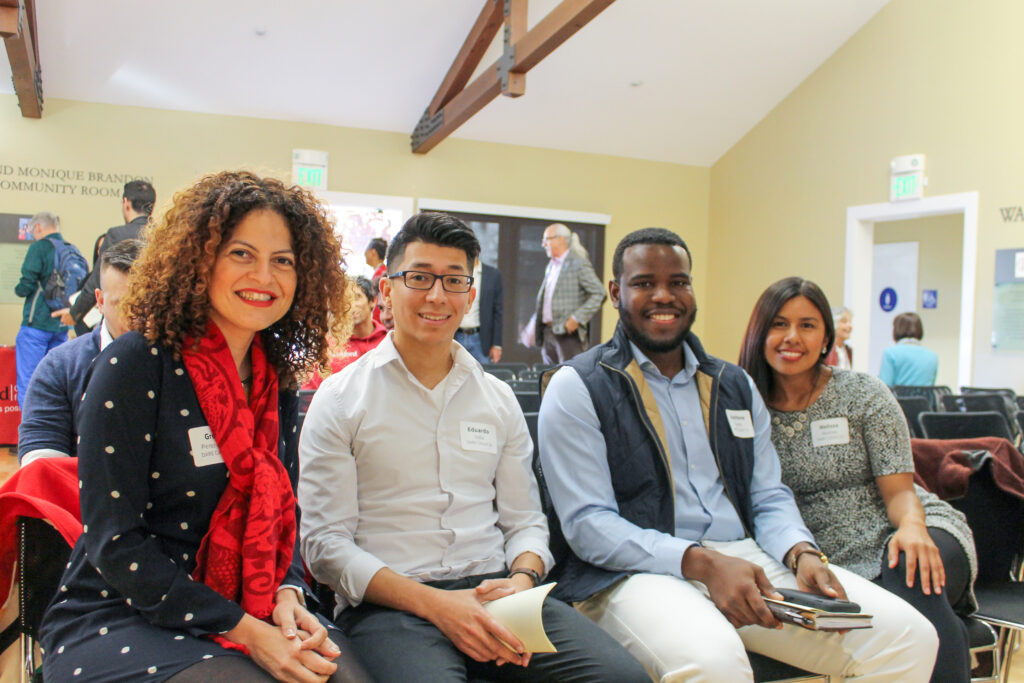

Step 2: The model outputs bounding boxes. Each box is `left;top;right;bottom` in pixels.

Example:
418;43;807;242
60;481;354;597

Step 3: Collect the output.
844;192;979;390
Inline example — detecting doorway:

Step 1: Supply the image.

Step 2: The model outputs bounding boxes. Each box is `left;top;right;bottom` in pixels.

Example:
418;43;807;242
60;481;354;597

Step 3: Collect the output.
844;192;978;390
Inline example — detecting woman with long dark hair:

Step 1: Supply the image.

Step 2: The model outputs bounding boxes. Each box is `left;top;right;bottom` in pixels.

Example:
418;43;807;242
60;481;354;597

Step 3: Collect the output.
40;171;371;682
738;277;975;683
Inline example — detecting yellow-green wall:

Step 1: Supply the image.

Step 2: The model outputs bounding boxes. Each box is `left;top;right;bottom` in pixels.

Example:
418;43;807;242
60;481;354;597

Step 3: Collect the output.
709;0;1024;391
0;95;709;346
875;215;964;389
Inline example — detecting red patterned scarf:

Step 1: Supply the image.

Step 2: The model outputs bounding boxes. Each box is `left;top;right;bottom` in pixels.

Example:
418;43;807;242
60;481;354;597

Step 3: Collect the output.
183;321;296;645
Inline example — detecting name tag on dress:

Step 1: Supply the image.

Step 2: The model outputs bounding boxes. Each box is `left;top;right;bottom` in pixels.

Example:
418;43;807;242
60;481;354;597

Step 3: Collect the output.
725;409;755;438
460;421;497;453
188;426;224;467
810;418;850;447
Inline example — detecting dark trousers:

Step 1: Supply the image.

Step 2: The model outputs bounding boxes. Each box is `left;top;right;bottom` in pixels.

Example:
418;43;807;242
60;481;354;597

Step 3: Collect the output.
336;573;647;683
540;325;584;365
875;527;971;683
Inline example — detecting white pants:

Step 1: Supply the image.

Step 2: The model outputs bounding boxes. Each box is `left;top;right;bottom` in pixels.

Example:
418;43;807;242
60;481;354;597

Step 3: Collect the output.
576;538;938;683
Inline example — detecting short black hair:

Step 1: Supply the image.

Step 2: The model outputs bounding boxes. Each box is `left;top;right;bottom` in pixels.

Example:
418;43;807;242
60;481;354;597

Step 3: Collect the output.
100;238;143;275
123;180;156;215
366;237;388;260
612;228;691;280
351;275;375;302
386;212;480;274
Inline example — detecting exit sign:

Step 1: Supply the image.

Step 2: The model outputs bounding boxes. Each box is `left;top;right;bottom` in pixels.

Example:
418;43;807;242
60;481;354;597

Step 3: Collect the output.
292;149;328;190
891;171;923;201
890;154;925;202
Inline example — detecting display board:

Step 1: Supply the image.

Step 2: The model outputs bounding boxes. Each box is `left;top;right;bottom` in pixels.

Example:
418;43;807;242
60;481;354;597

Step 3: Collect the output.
992;248;1024;350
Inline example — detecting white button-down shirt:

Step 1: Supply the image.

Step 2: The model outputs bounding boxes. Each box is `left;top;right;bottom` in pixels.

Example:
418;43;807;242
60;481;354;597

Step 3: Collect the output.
298;333;553;612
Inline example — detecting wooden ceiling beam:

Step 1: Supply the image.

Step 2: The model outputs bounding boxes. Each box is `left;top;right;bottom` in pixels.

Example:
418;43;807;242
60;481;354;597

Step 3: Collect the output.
412;0;615;154
428;0;503;117
1;0;43;118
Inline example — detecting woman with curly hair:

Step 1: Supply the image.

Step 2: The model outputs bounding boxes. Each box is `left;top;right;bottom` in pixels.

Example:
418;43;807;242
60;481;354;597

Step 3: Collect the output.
39;171;372;682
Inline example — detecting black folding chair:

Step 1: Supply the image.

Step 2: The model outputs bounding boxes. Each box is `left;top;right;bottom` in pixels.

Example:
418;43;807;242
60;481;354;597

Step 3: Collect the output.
962;387;1017;401
897;396;929;438
919;412;1015;442
893;385;952;412
948;455;1024;682
940;395;1020;442
506;379;538;393
515;391;541;414
0;517;74;682
487;362;529;378
484;367;516;382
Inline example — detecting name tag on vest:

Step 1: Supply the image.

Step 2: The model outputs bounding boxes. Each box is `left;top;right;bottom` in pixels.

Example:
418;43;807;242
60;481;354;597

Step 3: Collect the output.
189;426;224;467
725;409;755;438
811;418;850;447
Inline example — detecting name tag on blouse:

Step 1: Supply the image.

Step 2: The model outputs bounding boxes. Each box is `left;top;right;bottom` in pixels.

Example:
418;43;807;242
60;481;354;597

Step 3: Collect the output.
188;426;224;467
810;418;850;447
725;409;755;438
460;421;497;453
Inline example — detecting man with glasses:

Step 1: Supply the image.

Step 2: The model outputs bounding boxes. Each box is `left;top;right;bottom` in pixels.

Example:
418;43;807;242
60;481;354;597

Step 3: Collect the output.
298;212;647;683
534;223;605;364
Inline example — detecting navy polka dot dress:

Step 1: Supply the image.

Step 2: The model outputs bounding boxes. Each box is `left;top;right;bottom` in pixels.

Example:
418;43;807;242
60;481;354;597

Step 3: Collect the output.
40;332;303;682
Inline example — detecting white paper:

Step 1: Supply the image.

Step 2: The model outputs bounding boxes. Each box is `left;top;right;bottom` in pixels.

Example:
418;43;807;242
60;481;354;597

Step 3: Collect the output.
188;426;224;467
725;409;755;438
460;421;497;454
484;582;558;653
810;418;850;447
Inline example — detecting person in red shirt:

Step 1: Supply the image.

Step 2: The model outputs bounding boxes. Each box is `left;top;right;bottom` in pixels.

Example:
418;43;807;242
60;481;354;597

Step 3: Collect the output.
303;276;387;390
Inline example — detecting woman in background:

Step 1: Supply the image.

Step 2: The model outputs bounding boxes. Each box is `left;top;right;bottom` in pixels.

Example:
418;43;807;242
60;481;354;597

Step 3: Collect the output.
825;306;852;370
40;171;371;682
880;311;939;387
739;277;975;683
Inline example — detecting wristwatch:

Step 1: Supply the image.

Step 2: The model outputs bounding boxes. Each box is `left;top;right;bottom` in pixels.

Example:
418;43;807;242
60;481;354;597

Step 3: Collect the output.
790;547;829;573
508;568;541;587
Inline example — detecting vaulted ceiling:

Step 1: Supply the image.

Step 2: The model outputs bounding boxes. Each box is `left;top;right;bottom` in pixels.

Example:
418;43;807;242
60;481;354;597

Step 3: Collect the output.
0;0;890;165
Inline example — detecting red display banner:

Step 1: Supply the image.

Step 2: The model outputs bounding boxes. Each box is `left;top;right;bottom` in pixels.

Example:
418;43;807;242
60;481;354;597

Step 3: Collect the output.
0;347;19;445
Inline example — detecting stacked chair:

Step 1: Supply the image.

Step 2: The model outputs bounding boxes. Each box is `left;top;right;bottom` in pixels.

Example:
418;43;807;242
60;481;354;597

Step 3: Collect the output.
894;386;1022;445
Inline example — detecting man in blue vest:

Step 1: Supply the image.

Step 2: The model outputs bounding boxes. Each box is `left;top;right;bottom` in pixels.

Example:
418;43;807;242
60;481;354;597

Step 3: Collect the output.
538;228;938;682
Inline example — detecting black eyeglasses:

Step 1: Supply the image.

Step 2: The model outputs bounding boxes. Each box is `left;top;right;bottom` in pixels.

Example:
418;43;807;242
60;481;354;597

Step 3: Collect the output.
389;270;475;293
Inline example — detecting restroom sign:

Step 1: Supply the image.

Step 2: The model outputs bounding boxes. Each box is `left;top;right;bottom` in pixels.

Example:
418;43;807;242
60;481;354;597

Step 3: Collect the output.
879;287;898;312
922;290;937;309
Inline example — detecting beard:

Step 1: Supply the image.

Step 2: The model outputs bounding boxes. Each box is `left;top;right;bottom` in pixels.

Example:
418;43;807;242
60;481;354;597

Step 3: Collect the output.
617;302;697;354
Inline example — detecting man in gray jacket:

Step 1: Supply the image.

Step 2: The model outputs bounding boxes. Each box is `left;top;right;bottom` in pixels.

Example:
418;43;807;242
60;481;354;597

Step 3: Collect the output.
534;223;605;363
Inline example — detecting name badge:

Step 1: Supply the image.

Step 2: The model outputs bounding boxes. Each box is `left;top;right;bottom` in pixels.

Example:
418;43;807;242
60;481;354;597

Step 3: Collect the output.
460;421;497;454
810;418;850;447
725;409;755;439
188;426;224;467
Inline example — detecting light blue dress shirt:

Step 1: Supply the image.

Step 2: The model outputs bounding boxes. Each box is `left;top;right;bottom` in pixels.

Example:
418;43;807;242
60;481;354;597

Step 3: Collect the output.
538;341;813;579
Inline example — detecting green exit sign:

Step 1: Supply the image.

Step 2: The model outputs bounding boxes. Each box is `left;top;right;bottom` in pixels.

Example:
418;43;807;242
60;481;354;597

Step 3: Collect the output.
296;166;324;188
890;171;923;201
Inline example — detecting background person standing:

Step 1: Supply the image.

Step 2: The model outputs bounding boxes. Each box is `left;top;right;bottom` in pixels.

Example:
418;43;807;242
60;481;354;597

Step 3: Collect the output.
14;212;72;409
534;223;605;364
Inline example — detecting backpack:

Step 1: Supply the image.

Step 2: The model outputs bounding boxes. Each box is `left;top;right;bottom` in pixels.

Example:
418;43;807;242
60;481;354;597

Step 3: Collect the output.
42;237;89;310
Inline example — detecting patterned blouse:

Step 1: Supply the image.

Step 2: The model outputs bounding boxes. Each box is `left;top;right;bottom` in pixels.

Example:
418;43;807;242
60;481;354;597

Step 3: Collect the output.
767;370;976;610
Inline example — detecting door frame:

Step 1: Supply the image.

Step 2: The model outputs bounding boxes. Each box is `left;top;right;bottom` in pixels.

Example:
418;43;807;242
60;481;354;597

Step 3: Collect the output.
844;192;978;389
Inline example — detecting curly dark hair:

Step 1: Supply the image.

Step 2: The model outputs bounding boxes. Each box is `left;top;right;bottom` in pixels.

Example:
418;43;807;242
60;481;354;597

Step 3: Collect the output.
122;171;351;385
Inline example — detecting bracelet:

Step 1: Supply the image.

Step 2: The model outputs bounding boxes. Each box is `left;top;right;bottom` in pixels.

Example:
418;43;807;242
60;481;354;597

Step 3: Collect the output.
790;547;828;573
508;568;541;587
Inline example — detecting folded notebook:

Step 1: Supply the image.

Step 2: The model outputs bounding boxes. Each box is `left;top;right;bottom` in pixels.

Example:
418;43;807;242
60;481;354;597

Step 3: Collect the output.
763;588;873;631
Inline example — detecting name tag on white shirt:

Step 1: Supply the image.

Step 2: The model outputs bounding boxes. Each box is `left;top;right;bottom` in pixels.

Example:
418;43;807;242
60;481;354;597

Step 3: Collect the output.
460;421;497;454
188;426;224;467
725;409;755;438
810;418;850;447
